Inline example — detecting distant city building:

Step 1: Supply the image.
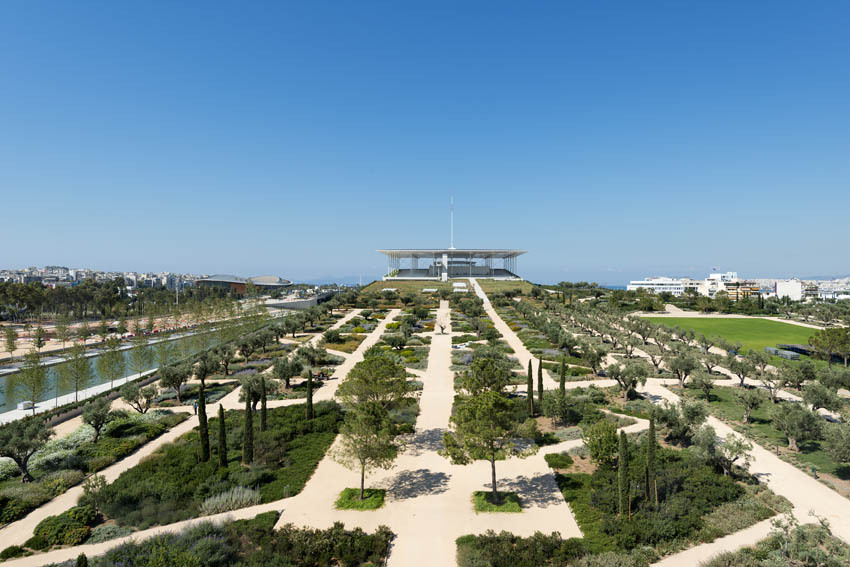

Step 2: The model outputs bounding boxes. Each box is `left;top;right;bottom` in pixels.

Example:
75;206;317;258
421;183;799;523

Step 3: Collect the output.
627;277;692;296
628;271;761;301
248;275;293;290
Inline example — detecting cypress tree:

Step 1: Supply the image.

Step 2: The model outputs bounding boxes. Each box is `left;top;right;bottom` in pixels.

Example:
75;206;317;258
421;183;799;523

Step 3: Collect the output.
260;376;268;432
198;380;210;462
305;369;314;420
527;360;534;417
218;404;227;468
618;430;629;517
647;416;657;506
537;357;544;407
559;356;566;398
76;554;88;567
242;396;253;465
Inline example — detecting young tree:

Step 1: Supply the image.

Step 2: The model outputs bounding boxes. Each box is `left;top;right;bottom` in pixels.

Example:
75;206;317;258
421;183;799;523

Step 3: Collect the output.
239;338;255;363
0;416;53;482
771;403;822;452
64;343;94;402
559;356;567;399
607;360;649;400
690;371;715;401
120;382;157;414
336;402;399;500
96;336;124;389
33;326;47;353
384;334;407;350
194;354;218;462
218;404;228;468
337;354;409;408
734;388;763;424
4;326;18;362
537;357;544;408
759;370;783;404
824;422;850;465
728;357;755;388
154;339;175;370
82;397;114;443
16;351;48;414
159;364;190;404
582;419;618;468
55;314;71;351
97;319;110;343
647;417;657;506
273;357;303;390
442;390;536;503
260;376;268;432
581;342;605;376
216;344;236;376
527;359;534;416
701;352;724;375
666;350;698;388
803;381;842;413
243;395;254;465
129;334;153;378
783;359;816;391
717;434;753;477
304;368;314;420
77;321;92;346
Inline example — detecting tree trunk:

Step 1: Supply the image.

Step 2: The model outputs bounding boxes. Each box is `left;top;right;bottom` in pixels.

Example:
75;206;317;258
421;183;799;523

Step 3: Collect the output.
788;437;798;452
743;409;750;424
490;454;498;503
360;463;366;500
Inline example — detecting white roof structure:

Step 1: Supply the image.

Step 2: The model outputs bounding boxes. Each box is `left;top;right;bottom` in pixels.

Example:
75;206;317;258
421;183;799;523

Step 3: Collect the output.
377;248;525;281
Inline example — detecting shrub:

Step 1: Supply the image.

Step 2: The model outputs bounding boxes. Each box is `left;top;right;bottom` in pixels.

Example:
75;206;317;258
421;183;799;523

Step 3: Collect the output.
457;530;588;567
88;524;134;544
0;545;25;560
23;535;48;551
200;487;262;516
322;329;343;344
544;453;574;469
99;402;342;528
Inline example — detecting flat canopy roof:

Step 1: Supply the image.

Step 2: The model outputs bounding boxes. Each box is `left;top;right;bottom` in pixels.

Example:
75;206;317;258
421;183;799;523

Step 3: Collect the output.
377;249;526;259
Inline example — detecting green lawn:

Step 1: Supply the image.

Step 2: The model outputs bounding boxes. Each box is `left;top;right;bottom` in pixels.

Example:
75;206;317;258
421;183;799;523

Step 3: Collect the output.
335;488;386;510
643;317;815;353
472;491;522;513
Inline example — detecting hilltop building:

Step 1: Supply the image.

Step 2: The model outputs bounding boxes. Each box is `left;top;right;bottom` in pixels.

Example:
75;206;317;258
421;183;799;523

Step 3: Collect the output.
378;249;525;281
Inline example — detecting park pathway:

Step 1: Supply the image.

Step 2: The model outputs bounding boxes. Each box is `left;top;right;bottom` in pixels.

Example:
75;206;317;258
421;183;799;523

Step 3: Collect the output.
469;278;558;389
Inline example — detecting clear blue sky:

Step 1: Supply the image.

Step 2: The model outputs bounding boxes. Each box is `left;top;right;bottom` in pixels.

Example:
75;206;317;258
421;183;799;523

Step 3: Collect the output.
2;2;848;285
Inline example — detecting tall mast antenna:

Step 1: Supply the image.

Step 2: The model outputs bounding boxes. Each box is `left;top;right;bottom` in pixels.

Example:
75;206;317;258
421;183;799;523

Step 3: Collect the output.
450;196;455;250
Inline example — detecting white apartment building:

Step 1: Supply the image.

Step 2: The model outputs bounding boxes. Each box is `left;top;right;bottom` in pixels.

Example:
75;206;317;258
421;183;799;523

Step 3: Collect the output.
775;279;804;301
629;271;751;298
627;277;691;296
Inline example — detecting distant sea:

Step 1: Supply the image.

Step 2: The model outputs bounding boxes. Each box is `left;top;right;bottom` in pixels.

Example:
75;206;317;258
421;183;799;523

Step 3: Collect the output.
605;285;627;290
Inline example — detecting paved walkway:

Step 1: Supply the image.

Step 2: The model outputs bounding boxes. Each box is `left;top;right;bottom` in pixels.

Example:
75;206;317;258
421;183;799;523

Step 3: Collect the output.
469;278;558;389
